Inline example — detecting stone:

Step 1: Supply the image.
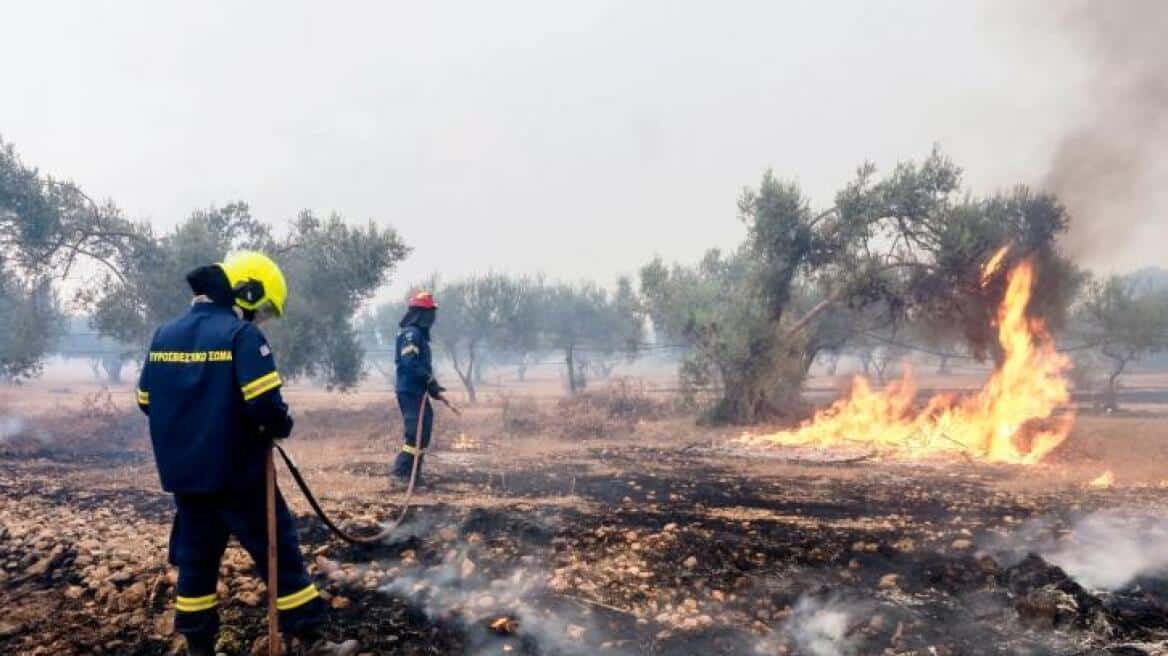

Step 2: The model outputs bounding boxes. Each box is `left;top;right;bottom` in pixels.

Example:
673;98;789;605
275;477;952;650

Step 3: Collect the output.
122;581;148;607
878;574;900;590
24;555;55;577
237;591;262;607
154;610;175;637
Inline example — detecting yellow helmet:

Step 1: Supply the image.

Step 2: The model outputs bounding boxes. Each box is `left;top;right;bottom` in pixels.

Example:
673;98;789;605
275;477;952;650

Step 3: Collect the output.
218;251;288;318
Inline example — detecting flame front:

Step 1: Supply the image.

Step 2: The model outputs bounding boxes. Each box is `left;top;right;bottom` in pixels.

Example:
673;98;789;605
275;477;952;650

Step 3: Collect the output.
740;261;1074;464
980;246;1010;287
1088;470;1115;488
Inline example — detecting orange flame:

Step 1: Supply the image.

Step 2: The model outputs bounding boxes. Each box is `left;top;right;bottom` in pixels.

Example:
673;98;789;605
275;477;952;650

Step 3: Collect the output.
741;260;1074;464
980;246;1010;287
1088;470;1114;488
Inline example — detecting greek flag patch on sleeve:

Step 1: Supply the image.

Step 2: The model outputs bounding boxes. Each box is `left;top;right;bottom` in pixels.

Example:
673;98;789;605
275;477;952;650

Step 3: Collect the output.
259;344;271;357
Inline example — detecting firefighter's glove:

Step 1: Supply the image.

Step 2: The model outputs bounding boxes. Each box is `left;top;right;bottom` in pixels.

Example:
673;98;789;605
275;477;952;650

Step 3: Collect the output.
427;379;446;399
274;411;294;439
255;411;294;440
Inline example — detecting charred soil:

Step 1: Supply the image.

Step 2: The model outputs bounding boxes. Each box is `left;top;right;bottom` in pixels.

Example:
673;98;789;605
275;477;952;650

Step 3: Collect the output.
2;394;1167;655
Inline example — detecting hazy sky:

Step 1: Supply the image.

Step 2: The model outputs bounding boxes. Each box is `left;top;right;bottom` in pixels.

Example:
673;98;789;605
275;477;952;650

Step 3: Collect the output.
2;1;1160;301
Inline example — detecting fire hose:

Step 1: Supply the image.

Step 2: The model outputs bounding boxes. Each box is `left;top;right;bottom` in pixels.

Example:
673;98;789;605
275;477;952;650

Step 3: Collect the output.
274;393;460;546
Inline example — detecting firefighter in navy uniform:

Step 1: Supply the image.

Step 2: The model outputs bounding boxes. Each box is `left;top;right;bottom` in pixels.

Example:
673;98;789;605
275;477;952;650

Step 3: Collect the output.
391;291;445;484
136;251;358;656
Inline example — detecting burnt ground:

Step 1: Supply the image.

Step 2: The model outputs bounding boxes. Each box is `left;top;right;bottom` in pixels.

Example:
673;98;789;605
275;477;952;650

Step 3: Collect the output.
2;394;1168;655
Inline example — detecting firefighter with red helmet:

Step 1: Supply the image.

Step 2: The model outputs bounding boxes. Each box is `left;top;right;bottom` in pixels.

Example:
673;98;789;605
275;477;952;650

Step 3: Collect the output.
392;291;445;483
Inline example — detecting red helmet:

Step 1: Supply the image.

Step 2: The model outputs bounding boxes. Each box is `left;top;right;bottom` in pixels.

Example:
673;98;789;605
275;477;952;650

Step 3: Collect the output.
408;291;438;309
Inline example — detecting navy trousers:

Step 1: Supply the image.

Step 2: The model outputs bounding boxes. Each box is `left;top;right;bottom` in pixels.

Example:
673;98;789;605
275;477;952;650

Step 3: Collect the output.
392;392;433;480
169;486;326;643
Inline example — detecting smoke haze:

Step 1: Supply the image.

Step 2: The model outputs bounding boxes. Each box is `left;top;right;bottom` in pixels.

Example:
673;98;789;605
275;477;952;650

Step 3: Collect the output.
1044;511;1168;591
1034;1;1168;266
3;0;1163;299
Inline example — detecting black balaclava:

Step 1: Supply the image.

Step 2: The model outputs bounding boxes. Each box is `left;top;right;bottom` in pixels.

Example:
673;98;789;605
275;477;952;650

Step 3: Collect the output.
186;265;236;309
399;307;437;332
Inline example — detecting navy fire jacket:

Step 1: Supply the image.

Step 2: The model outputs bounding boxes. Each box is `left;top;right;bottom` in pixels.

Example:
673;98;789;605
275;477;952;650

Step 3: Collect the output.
136;302;293;494
394;325;434;395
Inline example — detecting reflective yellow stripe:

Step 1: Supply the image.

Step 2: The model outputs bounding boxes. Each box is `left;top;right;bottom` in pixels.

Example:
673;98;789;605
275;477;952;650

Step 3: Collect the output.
175;593;217;612
241;371;282;400
241;371;281;396
402;444;425;456
244;376;282;400
276;584;319;611
136;389;149;404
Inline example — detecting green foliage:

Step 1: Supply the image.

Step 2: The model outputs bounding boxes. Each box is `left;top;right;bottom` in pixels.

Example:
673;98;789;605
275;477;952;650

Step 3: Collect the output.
262;211;409;388
431;273;539;402
80;203;267;345
1077;273;1168;408
540;280;642;394
0;268;62;381
375;274;642;398
82;206;409;390
0;136;144;281
0;137;141;377
641;149;1079;423
906;187;1084;363
2;137;409;388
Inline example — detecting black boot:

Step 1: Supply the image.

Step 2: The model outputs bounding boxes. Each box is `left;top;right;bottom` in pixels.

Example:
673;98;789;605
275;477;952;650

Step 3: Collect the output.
183;634;221;656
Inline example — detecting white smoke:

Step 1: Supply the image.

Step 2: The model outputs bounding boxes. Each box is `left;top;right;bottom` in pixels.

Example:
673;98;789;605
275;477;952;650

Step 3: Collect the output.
0;414;25;443
779;596;860;656
1043;511;1168;591
378;544;625;656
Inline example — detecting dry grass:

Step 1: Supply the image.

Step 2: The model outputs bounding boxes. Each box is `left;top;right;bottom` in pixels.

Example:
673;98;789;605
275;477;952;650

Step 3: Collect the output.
4;375;1168;500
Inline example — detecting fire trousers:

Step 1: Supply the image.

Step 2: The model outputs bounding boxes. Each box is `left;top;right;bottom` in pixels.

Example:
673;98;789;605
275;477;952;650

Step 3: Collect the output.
391;392;433;480
168;487;326;643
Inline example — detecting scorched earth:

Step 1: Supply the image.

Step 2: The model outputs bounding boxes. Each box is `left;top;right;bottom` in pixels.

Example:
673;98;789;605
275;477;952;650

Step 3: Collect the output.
2;381;1168;656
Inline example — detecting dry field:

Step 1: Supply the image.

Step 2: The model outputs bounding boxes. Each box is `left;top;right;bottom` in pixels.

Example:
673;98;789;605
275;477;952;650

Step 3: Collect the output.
2;377;1168;655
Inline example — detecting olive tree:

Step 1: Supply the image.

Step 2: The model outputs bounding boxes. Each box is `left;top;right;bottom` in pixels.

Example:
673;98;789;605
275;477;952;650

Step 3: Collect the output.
0;270;61;382
541;280;642;394
642;150;1078;423
1078;274;1168;409
0;137;142;377
81;205;408;389
433;274;517;402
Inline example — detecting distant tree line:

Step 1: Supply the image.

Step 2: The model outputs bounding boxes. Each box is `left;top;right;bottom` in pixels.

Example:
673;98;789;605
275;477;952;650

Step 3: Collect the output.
365;274;644;401
1;135;407;388
6;135;1167;418
1069;267;1168;409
